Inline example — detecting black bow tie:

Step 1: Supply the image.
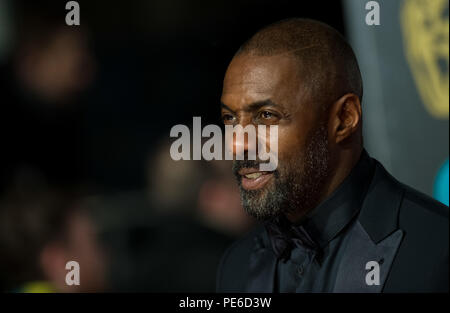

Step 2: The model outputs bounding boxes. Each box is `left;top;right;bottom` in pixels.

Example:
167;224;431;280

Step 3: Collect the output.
265;215;319;260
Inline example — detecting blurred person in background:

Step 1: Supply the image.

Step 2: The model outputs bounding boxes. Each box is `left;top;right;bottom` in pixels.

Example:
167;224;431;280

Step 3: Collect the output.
88;139;253;292
0;1;96;194
0;185;106;292
149;140;254;236
197;160;254;236
142;140;254;292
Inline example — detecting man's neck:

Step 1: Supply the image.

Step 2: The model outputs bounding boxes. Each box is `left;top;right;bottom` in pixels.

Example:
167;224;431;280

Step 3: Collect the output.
323;147;363;200
285;147;363;224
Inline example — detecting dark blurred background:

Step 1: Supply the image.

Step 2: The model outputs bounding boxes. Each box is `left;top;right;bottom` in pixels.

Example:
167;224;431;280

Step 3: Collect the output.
0;0;447;292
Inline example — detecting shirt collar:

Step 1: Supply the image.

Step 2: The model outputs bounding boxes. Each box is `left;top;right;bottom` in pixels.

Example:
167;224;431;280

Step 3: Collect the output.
300;149;375;249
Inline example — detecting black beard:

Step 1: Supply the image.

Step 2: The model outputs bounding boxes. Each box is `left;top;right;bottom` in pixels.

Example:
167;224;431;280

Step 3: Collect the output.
233;124;330;221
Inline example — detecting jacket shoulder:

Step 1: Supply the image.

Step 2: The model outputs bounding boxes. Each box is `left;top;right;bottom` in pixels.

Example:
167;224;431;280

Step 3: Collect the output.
398;182;448;250
372;159;448;226
401;183;449;220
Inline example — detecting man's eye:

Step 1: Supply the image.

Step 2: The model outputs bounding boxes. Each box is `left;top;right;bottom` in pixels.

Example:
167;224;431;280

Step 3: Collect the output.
222;114;235;123
260;111;274;119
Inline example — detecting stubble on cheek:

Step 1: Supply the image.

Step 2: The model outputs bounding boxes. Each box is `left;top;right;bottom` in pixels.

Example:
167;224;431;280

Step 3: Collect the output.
236;123;330;221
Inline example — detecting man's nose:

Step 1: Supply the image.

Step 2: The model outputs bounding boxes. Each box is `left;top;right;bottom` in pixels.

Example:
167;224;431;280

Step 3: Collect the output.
225;122;257;160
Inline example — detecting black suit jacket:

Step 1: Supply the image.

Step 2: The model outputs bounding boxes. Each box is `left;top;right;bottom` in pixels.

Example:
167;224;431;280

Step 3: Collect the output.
217;159;449;292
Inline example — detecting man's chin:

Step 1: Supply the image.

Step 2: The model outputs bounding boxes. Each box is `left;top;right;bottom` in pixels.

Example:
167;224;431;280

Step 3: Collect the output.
243;205;281;221
240;190;283;221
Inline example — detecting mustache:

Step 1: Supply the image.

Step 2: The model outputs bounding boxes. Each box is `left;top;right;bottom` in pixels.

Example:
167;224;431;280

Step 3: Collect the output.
232;160;260;177
232;159;278;178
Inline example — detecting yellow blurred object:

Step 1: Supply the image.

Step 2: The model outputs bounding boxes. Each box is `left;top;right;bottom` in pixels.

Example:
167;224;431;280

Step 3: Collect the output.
401;0;449;119
21;281;55;293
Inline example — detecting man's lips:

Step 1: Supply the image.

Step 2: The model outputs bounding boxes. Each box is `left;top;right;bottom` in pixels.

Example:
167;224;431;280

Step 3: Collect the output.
238;168;274;190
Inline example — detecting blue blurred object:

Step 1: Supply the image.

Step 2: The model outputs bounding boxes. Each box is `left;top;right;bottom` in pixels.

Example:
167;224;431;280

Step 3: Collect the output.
433;159;449;206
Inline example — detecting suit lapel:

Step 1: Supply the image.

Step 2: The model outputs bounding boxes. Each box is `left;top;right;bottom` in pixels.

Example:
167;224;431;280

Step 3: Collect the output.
334;161;406;292
333;221;403;292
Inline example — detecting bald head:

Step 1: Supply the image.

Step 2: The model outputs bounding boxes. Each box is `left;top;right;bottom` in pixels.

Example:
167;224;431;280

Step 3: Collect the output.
235;18;363;110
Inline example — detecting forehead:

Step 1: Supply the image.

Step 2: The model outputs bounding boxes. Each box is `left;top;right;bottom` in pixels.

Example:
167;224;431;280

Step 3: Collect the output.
221;53;305;110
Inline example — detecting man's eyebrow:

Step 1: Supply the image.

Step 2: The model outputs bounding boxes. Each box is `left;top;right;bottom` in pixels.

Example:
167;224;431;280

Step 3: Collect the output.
221;99;281;113
247;99;280;111
221;102;235;113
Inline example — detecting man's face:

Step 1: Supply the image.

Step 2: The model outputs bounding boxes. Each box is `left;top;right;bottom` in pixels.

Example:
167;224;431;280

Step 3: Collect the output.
221;53;331;221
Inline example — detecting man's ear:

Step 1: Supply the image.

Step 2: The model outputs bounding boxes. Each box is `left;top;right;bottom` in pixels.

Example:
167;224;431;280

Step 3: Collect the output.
328;93;362;144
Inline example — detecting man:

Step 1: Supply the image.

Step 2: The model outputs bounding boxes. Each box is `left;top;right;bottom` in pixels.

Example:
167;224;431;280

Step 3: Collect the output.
216;18;448;293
